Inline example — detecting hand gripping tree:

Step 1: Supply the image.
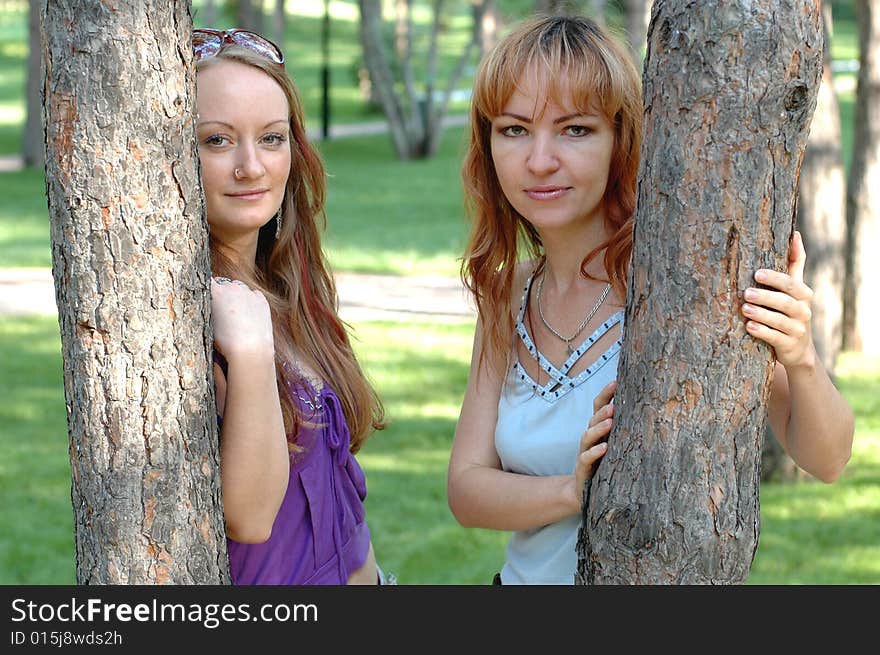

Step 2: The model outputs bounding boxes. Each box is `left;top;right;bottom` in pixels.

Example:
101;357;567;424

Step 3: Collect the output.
576;0;823;584
42;0;229;583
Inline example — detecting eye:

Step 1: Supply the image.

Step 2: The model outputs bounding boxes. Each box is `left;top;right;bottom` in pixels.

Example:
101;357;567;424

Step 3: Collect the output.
499;124;527;137
202;134;229;147
564;125;594;137
262;132;288;146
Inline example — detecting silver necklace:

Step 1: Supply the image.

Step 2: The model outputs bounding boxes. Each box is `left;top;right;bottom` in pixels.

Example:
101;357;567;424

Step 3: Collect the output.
536;271;612;356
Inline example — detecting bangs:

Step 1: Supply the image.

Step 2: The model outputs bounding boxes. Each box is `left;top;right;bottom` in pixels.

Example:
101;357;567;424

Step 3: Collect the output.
474;18;629;123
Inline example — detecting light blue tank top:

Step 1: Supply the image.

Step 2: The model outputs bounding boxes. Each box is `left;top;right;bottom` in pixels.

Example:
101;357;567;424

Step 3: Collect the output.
496;272;623;585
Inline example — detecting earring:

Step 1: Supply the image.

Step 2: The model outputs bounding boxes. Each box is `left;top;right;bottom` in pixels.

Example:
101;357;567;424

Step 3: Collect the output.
274;209;283;239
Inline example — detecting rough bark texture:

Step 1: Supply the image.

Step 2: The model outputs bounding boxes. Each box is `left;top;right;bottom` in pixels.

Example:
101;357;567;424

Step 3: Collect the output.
844;0;880;355
763;8;844;483
42;0;228;584
576;0;822;584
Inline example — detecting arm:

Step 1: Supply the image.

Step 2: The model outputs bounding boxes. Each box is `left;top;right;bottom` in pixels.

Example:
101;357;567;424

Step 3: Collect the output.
212;277;290;542
446;317;612;531
741;231;854;482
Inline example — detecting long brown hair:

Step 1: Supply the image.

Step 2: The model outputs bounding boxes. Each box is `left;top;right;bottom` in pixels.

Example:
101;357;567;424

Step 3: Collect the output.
461;14;643;368
197;46;385;452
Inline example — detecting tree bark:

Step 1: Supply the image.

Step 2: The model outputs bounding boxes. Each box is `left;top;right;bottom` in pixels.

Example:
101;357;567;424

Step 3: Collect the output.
42;0;228;584
23;0;43;169
576;0;823;584
762;6;845;483
844;0;880;355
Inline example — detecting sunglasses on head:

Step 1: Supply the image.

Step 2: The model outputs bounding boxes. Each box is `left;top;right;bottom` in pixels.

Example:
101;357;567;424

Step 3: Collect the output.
192;28;285;65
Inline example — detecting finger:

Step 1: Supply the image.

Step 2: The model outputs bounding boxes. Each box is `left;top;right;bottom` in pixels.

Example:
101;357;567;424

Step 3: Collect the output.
745;320;792;350
742;288;811;322
788;231;806;283
580;417;613;450
747;274;813;304
741;303;808;338
588;401;614;428
592;380;618;414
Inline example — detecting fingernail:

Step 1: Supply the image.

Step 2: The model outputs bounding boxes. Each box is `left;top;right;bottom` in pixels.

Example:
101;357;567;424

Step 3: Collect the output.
744;288;757;300
754;270;767;282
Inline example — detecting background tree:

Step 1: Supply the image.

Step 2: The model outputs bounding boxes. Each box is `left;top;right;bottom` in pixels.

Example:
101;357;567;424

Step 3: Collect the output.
576;0;823;584
270;0;286;49
625;0;651;63
535;0;581;13
42;0;228;584
235;0;264;33
588;0;607;25
22;0;42;169
357;0;487;159
844;0;880;356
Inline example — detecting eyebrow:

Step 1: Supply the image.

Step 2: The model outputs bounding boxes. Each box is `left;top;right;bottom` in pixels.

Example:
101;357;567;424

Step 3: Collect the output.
196;119;288;129
498;111;593;124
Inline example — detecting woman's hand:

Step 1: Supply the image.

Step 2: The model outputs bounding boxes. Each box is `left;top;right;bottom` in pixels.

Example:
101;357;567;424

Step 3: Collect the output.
211;277;275;360
574;380;616;508
741;231;816;370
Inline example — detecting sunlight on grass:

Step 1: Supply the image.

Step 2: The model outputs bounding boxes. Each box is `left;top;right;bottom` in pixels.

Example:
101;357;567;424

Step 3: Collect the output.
0;103;23;124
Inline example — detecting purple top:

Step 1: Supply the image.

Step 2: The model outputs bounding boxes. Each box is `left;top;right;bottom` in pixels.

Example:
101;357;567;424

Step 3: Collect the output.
225;374;372;585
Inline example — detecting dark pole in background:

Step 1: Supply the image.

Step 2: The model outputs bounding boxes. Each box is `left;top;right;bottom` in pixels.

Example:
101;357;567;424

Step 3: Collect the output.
321;0;331;140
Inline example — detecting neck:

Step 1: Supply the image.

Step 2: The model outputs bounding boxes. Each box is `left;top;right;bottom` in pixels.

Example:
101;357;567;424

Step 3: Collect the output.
541;225;611;293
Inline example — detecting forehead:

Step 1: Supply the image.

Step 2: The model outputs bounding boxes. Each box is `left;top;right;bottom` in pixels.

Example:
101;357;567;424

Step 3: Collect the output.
498;64;602;119
196;59;288;118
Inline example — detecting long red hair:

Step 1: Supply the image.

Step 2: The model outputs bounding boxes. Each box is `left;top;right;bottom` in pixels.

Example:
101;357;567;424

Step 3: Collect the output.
198;46;385;452
461;14;643;369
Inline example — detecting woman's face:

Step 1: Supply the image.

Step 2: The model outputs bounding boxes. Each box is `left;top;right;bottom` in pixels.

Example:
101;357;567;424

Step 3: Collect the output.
489;72;615;234
196;59;291;254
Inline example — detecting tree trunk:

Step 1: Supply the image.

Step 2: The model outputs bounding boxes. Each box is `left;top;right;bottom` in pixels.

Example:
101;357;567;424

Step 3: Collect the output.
535;0;578;14
478;0;500;54
762;7;845;483
587;0;607;26
626;0;651;64
22;0;43;169
358;0;485;159
43;0;228;584
237;0;264;34
200;0;217;26
844;0;880;355
271;0;286;49
576;0;823;584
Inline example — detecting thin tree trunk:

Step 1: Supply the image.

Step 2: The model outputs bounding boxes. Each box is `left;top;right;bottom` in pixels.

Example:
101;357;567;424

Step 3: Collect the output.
22;0;43;169
43;0;228;584
576;0;823;584
587;0;606;26
271;0;286;48
844;0;880;355
626;0;651;64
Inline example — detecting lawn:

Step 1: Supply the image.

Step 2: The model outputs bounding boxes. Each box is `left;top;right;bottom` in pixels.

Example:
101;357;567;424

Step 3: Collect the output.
1;316;878;585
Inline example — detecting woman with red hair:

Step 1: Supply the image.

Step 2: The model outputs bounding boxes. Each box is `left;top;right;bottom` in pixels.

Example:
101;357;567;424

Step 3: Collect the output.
447;14;853;585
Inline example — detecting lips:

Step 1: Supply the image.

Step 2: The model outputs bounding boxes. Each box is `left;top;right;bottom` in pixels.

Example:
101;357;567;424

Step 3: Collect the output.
226;189;269;200
524;185;571;200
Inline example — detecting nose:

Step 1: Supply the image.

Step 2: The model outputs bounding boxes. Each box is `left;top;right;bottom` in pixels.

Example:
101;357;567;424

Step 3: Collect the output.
526;132;560;176
234;143;266;180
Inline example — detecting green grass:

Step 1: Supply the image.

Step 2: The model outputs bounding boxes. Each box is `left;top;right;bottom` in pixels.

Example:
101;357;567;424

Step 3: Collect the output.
1;315;878;585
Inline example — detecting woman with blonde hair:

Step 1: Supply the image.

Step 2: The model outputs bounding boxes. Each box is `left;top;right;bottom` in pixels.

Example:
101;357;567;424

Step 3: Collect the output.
447;14;853;585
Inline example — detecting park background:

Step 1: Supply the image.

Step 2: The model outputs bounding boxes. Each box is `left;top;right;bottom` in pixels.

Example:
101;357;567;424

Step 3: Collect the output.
0;0;877;584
